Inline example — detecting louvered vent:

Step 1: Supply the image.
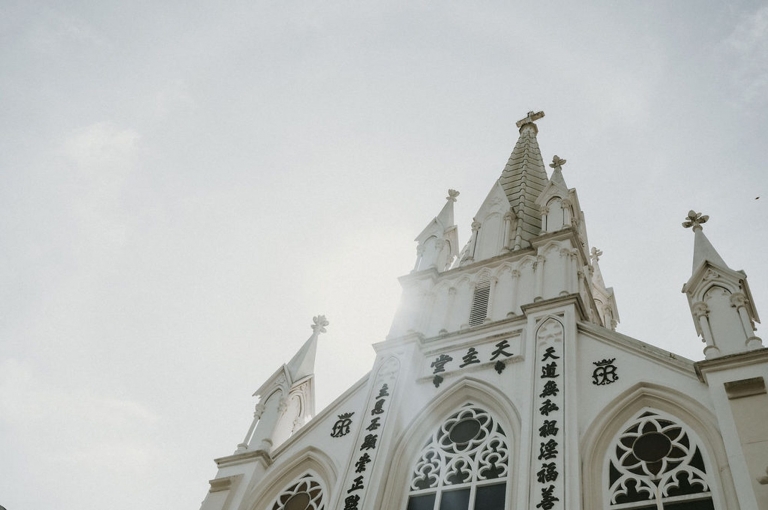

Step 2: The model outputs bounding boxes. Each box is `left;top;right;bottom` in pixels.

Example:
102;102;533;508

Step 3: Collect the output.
469;279;490;326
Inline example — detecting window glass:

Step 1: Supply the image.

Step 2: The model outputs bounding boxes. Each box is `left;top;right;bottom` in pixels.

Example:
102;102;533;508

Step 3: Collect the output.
475;483;506;510
607;410;715;509
438;488;470;510
407;405;509;510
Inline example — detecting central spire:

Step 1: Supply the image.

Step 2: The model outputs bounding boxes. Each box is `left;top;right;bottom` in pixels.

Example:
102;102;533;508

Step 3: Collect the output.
499;110;549;248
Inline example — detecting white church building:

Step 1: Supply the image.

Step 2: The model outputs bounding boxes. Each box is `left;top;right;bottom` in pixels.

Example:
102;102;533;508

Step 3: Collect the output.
199;112;768;510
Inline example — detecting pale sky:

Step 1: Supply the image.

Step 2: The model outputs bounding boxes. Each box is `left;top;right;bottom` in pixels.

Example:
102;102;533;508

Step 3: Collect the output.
2;2;768;509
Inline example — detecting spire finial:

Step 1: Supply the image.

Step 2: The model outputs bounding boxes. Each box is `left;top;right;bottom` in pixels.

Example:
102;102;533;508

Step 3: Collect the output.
311;315;329;335
550;155;566;171
446;189;459;202
515;110;545;128
682;210;709;232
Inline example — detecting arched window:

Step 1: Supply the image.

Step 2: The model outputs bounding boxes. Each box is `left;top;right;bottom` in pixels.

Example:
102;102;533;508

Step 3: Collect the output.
270;473;325;510
407;405;509;510
607;410;715;510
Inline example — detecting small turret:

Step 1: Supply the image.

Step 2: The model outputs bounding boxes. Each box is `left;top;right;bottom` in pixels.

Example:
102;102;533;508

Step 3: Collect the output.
413;190;460;272
236;315;328;454
681;211;762;359
590;247;619;330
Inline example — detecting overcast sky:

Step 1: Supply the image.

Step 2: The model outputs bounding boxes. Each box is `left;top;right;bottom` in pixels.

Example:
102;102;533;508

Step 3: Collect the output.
2;2;768;509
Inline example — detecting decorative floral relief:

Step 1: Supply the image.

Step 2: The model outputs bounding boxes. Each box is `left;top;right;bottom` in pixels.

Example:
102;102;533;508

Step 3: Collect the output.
410;405;509;491
271;474;324;510
608;410;712;506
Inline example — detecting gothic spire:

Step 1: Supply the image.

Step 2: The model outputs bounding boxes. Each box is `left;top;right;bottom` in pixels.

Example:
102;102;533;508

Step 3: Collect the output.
548;155;568;190
682;210;729;272
499;111;549;247
412;190;460;272
681;212;762;358
286;315;328;381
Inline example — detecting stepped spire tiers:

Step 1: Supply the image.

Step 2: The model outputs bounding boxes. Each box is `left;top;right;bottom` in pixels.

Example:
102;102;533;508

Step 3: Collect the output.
498;111;550;249
682;212;762;359
391;113;618;339
235;315;328;455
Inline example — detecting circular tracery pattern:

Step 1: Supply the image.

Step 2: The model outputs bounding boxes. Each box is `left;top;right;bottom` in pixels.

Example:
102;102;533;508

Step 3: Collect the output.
410;405;509;491
271;474;324;510
608;410;712;507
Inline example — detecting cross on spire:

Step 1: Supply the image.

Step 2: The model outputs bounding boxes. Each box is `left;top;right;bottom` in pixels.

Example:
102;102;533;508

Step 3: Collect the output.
515;110;545;128
682;210;709;232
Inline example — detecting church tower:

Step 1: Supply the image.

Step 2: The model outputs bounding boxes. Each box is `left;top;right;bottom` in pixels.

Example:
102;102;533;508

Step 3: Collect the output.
199;114;768;510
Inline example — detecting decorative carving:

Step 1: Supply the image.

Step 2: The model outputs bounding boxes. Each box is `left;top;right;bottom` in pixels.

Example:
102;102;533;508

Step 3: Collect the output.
591;247;602;263
608;410;713;506
682;210;709;230
446;189;460;202
592;358;619;385
730;292;748;308
410;405;509;491
311;315;329;334
331;412;355;438
516;110;545;128
253;402;266;419
692;301;709;318
270;474;324;510
277;397;289;415
549;155;566;170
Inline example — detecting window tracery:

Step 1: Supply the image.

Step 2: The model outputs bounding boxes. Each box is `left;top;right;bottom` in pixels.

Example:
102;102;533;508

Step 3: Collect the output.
271;474;324;510
407;405;508;510
607;410;714;509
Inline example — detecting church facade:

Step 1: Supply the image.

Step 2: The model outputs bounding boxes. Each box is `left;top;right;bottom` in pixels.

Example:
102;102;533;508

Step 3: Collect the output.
199;113;768;510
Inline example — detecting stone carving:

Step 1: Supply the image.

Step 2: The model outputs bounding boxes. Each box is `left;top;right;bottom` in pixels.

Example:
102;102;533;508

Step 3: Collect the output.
608;410;713;507
270;474;324;510
311;315;329;334
682;210;709;230
446;189;460;202
516;110;545;128
549;155;566;170
410;405;509;490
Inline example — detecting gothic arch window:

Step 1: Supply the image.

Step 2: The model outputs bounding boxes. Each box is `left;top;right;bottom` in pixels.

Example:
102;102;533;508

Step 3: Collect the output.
544;197;564;232
607;409;715;510
270;473;325;510
407;404;509;510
